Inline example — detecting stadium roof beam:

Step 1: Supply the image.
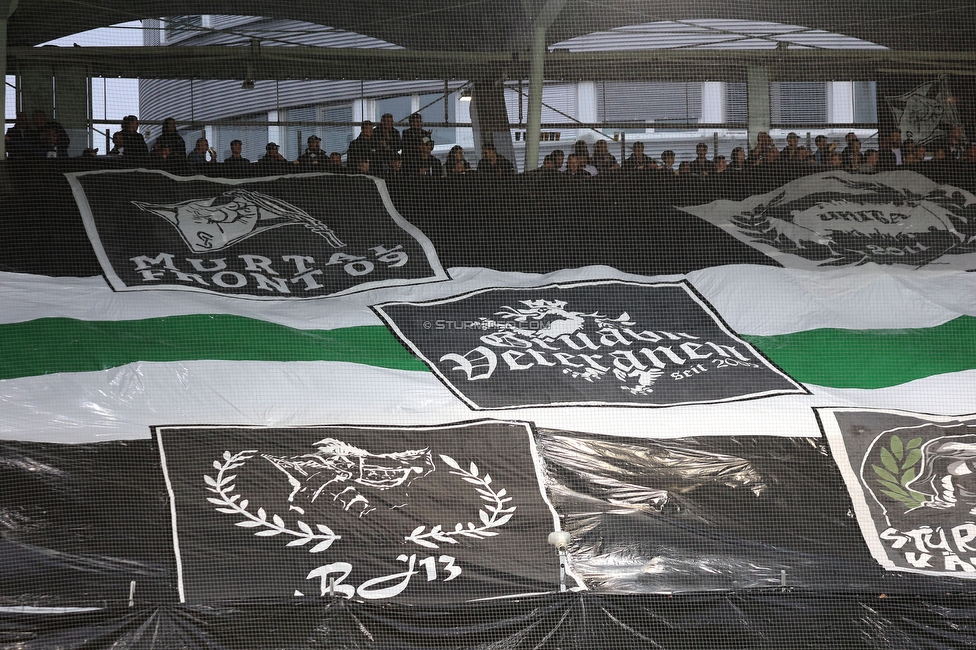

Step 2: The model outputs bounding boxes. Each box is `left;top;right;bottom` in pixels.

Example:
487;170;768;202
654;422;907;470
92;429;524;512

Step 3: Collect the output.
9;45;976;82
7;0;976;52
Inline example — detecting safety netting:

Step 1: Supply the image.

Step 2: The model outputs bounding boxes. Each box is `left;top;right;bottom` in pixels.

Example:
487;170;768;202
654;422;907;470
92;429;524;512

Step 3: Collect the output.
3;5;976;649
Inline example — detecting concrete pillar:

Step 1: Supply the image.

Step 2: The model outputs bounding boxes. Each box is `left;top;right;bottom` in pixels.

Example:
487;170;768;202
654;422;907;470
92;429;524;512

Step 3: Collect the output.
576;81;597;140
0;16;9;160
701;81;727;125
524;23;548;171
828;81;855;124
521;0;566;170
746;66;770;148
19;64;55;122
0;0;16;162
55;66;90;155
470;79;516;168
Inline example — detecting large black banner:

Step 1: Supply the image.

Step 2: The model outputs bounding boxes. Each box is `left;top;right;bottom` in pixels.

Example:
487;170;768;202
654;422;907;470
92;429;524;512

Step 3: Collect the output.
67;170;448;299
373;279;805;409
820;407;976;578
156;420;566;604
679;170;976;271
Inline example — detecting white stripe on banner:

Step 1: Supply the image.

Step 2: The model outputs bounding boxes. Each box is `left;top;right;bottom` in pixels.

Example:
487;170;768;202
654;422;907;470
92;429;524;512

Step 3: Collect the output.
3;264;976;335
2;360;975;443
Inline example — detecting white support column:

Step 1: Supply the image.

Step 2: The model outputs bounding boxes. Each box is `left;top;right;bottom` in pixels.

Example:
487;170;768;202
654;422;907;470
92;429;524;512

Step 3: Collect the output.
828;81;855;125
352;100;363;138
746;66;770;148
268;109;282;149
576;81;597;135
701;81;727;125
522;0;567;171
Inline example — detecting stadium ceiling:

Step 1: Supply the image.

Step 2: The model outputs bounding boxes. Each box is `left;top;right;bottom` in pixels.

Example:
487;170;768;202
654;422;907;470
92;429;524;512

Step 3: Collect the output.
8;0;976;52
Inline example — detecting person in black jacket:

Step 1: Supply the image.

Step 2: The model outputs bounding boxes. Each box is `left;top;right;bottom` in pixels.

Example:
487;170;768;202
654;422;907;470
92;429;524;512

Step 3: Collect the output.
153;118;186;159
119;115;149;164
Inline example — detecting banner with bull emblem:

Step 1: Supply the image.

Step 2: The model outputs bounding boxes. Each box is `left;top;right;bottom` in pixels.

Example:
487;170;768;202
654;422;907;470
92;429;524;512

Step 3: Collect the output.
680;170;976;271
67;170;448;299
819;407;976;577
884;77;960;146
372;279;806;409
156;420;571;604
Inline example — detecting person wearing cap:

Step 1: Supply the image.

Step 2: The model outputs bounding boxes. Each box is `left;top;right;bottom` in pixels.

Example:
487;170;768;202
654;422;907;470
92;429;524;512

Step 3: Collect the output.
477;142;515;176
403;135;443;178
223;139;250;165
297;135;329;168
258;141;288;167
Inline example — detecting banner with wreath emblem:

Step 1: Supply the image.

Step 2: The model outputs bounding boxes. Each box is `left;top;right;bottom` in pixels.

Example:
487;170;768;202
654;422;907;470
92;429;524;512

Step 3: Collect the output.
818;407;976;577
679;170;976;271
155;420;572;604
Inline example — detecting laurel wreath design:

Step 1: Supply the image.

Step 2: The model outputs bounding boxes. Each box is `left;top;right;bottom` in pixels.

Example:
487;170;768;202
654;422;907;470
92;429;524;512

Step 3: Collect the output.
872;435;928;510
404;454;516;549
204;450;340;553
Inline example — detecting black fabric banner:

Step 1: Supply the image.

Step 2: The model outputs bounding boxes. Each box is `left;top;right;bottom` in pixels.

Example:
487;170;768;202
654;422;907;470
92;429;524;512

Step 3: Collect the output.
373;279;805;409
820;407;976;579
66;170;448;299
10;429;976;646
155;421;562;604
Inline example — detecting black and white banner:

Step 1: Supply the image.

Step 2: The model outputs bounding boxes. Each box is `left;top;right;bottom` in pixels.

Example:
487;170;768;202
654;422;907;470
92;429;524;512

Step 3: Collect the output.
819;407;976;577
372;280;805;409
67;170;448;299
156;420;570;604
884;77;960;146
680;170;976;271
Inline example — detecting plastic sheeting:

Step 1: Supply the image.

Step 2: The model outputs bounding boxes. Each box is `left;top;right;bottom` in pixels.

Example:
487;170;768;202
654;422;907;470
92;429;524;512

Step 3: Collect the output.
7;593;976;649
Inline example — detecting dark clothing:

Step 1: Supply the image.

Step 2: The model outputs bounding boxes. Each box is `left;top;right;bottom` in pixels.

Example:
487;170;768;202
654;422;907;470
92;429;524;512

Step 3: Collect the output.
150;154;190;176
223;156;251;165
5;125;32;160
591;153;619;174
186;149;211;165
841;148;865;171
478;155;515;176
296;149;329;168
404;155;443;178
154;132;187;158
401;127;430;163
257;153;290;170
942;137;969;161
347;135;379;168
373;127;402;169
119;131;149;163
878;148;903;171
621;153;656;173
688;159;716;175
445;159;472;176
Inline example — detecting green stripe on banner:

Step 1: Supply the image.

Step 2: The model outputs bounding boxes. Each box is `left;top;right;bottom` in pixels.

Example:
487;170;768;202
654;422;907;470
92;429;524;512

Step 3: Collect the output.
0;316;427;380
2;315;975;388
744;315;976;389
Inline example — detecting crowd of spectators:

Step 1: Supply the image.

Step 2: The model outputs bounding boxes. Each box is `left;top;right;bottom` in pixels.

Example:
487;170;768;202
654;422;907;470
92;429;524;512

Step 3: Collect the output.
7;113;976;190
